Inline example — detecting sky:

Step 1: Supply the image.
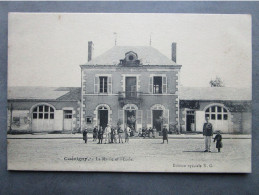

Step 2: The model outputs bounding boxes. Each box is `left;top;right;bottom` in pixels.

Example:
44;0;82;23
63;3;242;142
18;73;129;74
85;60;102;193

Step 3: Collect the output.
8;13;252;88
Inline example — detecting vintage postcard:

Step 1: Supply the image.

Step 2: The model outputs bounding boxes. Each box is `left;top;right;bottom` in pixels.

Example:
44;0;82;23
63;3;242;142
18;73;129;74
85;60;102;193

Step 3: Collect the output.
7;13;252;173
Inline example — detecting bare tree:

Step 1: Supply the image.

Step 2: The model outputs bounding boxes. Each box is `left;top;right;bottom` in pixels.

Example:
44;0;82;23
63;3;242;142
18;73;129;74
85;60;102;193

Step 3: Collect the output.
210;76;225;87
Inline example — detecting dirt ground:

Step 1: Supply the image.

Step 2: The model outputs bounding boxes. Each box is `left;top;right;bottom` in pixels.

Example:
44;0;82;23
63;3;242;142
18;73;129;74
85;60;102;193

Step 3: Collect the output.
7;138;251;173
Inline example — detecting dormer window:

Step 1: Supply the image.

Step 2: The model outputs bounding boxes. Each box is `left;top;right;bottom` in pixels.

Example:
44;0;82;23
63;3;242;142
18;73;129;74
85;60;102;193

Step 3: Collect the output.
120;51;140;66
129;55;134;61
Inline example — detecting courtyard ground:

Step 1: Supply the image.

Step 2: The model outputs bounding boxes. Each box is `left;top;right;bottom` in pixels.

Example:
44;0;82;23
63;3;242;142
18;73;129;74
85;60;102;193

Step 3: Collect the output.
7;136;251;173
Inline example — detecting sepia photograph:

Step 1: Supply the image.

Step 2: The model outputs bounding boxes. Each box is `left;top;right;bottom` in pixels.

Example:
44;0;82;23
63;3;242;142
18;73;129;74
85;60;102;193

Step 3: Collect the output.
7;13;252;173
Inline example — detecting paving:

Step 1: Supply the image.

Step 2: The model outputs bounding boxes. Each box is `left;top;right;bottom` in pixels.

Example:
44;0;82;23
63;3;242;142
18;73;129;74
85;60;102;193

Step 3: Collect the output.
7;137;251;173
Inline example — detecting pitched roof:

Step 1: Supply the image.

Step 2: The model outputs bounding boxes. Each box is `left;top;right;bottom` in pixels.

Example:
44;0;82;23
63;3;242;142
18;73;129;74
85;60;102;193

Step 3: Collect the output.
180;87;252;101
84;46;176;66
8;87;81;101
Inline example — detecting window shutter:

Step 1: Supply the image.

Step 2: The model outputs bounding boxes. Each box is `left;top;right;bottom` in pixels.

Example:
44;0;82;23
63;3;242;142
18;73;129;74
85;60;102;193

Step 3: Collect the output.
162;76;167;94
108;76;112;94
149;76;153;93
136;110;142;125
147;110;152;127
94;76;99;94
163;109;169;125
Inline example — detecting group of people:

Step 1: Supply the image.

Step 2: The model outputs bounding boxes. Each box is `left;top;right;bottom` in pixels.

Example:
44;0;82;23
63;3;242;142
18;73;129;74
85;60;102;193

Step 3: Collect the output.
203;117;223;152
141;127;157;138
83;124;132;144
83;124;169;144
84;117;223;152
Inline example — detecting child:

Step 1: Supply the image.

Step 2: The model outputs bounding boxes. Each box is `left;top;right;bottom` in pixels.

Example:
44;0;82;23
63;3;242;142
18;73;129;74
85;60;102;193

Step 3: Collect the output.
214;130;223;152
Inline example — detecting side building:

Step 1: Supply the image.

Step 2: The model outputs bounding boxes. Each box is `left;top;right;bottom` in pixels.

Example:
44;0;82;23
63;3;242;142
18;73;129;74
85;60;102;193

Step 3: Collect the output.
7;87;81;133
80;42;181;133
179;87;252;134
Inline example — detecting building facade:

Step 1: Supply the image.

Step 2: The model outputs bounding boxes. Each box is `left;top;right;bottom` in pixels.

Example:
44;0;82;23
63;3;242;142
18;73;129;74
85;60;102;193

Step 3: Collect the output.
7;87;81;133
7;43;252;135
80;42;181;132
179;87;252;134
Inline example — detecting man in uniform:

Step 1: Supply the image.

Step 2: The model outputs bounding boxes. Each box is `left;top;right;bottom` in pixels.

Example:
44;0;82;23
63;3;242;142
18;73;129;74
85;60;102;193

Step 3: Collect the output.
203;117;214;152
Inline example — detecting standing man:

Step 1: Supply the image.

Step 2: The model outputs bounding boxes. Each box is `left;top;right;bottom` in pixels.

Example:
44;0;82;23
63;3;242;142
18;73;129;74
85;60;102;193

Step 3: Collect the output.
162;125;168;144
93;126;98;142
97;126;103;144
203;117;214;152
118;126;124;143
82;127;88;144
125;125;130;143
111;126;115;143
104;124;111;144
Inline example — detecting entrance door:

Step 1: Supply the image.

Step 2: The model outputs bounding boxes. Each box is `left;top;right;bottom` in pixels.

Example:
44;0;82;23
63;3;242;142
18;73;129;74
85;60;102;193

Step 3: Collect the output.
32;105;55;132
98;108;108;130
63;110;72;131
125;110;136;131
186;110;195;131
152;110;163;132
126;77;136;98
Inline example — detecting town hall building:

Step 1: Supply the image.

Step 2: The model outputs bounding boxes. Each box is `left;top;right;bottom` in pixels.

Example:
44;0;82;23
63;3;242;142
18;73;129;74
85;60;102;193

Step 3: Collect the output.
80;42;181;133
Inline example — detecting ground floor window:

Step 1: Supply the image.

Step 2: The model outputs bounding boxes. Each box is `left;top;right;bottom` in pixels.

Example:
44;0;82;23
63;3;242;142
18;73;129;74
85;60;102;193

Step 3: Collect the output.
64;110;72;119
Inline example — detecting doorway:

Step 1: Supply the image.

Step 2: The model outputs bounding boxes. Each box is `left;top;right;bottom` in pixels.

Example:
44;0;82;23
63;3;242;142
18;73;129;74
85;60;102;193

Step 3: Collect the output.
126;77;137;98
152;110;163;132
125;110;136;131
98;107;108;130
186;110;195;131
63;110;72;131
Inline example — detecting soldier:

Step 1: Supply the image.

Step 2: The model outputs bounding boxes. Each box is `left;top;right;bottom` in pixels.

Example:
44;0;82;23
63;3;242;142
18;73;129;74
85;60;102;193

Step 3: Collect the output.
203;117;214;152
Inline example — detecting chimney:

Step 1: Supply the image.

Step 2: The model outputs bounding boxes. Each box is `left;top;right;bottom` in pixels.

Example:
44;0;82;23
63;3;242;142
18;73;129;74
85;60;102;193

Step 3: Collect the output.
171;42;177;63
88;41;93;62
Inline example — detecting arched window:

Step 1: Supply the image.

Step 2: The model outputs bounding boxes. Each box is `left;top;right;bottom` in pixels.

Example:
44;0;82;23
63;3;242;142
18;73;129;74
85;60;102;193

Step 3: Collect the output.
151;104;165;110
98;106;108;110
123;104;138;110
205;105;228;121
32;105;54;119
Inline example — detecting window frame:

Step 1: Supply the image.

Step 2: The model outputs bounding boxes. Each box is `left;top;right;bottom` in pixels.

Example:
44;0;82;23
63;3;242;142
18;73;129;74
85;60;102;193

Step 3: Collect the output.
205;105;228;121
64;110;73;119
32;105;55;120
153;76;163;94
99;76;108;93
